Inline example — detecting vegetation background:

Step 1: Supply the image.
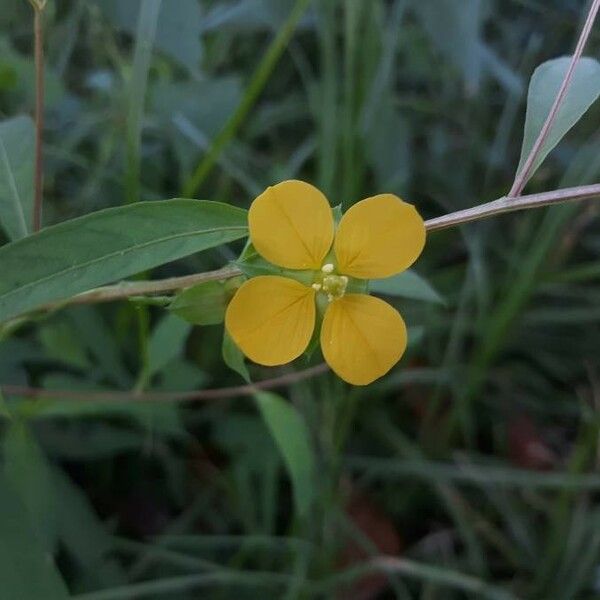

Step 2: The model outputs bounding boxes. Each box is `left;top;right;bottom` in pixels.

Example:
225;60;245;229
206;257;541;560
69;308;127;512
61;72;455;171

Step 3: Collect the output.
1;0;600;598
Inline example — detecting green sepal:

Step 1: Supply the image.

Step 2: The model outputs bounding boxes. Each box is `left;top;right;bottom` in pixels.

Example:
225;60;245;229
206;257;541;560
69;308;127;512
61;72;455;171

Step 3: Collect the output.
222;329;250;382
169;276;244;326
236;244;314;286
332;204;343;222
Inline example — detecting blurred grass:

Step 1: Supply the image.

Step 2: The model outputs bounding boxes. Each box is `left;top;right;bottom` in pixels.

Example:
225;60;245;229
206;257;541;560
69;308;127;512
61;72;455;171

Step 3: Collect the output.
2;0;600;598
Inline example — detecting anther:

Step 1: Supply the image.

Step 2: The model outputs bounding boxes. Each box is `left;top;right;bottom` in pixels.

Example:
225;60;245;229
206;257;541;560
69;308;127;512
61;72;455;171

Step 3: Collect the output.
311;283;322;291
321;263;334;274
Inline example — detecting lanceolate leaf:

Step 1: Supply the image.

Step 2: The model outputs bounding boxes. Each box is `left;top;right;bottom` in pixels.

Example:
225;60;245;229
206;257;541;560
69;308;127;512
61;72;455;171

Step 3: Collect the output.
0;469;69;600
255;392;315;517
3;421;59;551
517;56;600;179
0;115;34;240
147;313;192;378
0;200;248;324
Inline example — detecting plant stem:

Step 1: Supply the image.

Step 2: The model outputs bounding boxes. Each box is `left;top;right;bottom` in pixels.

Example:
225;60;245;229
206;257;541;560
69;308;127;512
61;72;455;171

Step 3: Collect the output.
181;0;311;198
42;265;242;309
32;4;45;231
0;363;329;403
25;183;600;315
425;183;600;231
125;0;162;205
508;0;600;197
318;556;515;600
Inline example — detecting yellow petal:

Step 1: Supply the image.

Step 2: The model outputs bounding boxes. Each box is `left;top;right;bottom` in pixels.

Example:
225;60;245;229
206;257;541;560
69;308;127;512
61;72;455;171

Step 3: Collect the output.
320;294;407;385
334;194;426;279
249;180;334;270
225;276;316;366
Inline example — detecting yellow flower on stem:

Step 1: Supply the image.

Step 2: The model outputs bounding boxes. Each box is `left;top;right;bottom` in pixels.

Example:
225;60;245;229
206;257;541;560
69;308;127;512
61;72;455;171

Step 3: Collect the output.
225;180;426;385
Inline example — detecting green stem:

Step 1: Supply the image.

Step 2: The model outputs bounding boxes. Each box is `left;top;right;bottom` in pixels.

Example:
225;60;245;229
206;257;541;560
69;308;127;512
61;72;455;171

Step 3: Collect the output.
342;0;359;205
31;2;45;231
182;0;311;198
316;556;515;600
316;0;338;197
125;0;162;205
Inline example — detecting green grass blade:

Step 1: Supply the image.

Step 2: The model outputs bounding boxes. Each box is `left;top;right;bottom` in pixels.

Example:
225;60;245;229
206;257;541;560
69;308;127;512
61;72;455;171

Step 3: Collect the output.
182;0;311;198
125;0;162;205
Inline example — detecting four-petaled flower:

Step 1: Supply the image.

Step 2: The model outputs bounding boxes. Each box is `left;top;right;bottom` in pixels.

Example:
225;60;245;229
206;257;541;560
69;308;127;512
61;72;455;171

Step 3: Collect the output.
225;180;426;385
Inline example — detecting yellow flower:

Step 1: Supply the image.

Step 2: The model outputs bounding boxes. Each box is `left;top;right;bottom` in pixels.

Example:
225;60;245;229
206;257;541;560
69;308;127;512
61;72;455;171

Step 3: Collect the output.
225;180;426;385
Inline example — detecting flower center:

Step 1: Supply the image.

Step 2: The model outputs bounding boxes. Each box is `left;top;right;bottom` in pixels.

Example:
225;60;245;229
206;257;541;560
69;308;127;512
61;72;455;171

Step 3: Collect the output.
312;263;349;302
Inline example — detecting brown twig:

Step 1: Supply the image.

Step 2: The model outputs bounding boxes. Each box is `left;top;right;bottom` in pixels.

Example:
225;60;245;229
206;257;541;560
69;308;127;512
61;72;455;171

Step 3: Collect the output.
425;183;600;232
0;363;329;404
508;0;600;197
18;184;600;317
46;265;242;309
31;0;46;231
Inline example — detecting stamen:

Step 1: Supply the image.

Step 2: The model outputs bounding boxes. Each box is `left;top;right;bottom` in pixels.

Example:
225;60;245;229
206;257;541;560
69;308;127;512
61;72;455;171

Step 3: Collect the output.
321;263;334;274
311;283;322;291
320;273;349;301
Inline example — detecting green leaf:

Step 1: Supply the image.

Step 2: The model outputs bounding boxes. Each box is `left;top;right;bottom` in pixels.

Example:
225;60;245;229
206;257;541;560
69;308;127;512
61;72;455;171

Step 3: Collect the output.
147;313;192;378
0;115;34;240
2;420;59;551
517;56;600;178
38;319;92;370
255;392;315;517
38;424;146;460
370;270;445;304
52;467;127;588
222;330;250;382
96;0;203;72
366;99;411;189
0;390;10;420
68;306;132;387
0;469;69;600
0;199;248;324
170;277;243;326
236;248;313;285
203;0;301;32
20;374;184;437
412;0;483;93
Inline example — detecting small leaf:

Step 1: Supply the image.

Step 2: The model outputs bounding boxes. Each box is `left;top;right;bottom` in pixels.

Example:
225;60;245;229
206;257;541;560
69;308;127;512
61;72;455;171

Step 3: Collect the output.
0;115;34;240
370;270;445;304
68;306;132;387
222;330;250;382
147;313;192;379
0;469;69;600
0;199;248;324
170;277;243;326
517;56;600;179
38;319;92;370
255;392;315;517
